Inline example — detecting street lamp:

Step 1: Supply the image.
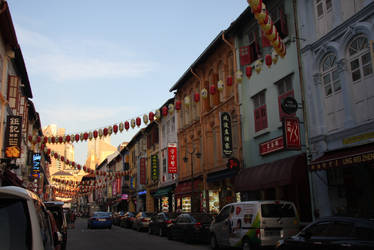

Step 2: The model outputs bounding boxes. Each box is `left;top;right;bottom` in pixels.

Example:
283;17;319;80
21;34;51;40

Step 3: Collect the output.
183;147;201;212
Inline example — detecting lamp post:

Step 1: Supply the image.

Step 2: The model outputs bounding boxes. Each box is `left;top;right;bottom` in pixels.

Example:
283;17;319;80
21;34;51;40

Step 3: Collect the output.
183;147;201;212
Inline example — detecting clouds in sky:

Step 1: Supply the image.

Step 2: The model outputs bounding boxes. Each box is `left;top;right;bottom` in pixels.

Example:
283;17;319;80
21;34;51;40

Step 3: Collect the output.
15;26;157;82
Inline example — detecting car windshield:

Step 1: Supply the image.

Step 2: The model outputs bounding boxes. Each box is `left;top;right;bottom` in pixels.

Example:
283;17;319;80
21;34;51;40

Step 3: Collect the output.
191;214;213;223
261;203;296;218
94;212;111;218
0;198;31;250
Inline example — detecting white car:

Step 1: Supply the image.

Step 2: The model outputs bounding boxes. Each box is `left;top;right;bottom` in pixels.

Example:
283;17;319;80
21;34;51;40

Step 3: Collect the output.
0;186;57;250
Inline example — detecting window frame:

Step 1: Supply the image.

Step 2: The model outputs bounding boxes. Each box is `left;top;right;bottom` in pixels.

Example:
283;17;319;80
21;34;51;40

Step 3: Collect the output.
348;36;373;83
253;91;268;132
320;53;341;97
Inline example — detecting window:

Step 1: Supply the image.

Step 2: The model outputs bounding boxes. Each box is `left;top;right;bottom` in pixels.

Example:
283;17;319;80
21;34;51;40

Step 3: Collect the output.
321;54;341;96
276;74;294;120
326;0;332;12
218;62;225;102
7;75;20;114
349;36;373;82
253;91;267;132
270;4;288;39
208;71;215;108
248;28;260;64
316;0;324;18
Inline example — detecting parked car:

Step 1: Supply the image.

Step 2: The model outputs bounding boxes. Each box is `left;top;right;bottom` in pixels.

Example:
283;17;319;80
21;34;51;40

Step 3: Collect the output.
132;212;153;231
44;201;68;250
87;211;113;229
112;211;124;226
149;212;180;236
168;213;213;243
275;216;374;250
0;186;55;250
120;211;135;228
209;200;300;250
46;210;64;250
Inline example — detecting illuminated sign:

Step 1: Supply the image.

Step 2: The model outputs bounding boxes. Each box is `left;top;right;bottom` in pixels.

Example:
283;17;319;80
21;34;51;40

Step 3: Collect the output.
31;153;41;179
220;112;233;157
4;116;22;158
168;143;177;174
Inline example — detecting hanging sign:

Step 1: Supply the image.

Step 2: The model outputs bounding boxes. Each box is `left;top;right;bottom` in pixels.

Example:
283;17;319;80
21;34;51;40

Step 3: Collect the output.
168;143;177;174
283;117;301;150
139;158;146;185
281;97;298;115
31;153;41;179
4;116;22;158
220;112;233;157
151;154;159;182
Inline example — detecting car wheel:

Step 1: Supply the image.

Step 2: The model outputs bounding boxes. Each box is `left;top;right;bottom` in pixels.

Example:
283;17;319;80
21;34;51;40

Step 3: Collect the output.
210;234;220;249
242;238;251;250
159;228;163;236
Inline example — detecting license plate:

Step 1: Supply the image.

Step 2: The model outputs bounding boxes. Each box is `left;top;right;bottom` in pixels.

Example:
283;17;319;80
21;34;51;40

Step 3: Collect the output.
265;230;280;237
99;219;106;221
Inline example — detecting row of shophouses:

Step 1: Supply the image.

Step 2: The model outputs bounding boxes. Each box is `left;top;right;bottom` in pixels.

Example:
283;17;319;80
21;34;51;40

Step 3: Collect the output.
90;0;374;222
0;1;53;199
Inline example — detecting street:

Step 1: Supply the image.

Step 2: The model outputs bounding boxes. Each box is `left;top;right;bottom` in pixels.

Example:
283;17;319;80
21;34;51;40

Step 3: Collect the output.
67;218;210;250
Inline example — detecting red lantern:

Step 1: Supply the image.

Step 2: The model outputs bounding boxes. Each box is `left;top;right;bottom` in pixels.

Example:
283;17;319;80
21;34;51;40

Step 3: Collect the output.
194;93;200;102
58;136;63;143
77;164;81;170
83;132;89;140
246;66;253;78
47;149;51;155
43;137;48;144
37;136;41;143
75;134;80;142
65;135;71;143
149;112;155;122
28;135;32;142
125;121;130;130
210;85;216;95
72;162;75;167
51;137;56;143
175;101;181;110
102;128;108;136
54;153;58;159
60;156;65;162
162;106;168;116
83;166;87;172
113;125;118;134
93;130;98;138
136;117;141;127
227;76;233;86
265;54;272;67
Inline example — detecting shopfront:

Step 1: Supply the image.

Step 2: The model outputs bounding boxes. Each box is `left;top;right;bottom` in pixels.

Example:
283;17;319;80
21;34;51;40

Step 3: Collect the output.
153;185;175;212
235;153;312;222
206;168;238;214
137;190;146;212
174;178;202;213
310;143;374;218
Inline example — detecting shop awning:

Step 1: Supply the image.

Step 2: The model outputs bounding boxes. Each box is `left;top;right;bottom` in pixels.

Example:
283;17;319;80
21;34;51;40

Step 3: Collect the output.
234;153;306;192
310;143;374;171
175;179;202;196
207;169;238;183
153;186;174;198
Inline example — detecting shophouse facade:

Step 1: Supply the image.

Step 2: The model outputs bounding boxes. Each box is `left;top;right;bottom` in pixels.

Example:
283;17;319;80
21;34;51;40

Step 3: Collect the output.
170;30;242;213
298;0;374;219
145;121;159;213
231;0;312;222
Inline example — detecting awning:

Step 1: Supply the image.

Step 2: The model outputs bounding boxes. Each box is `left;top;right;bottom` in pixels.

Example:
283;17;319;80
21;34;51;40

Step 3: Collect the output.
153;185;174;198
310;143;374;171
175;179;202;196
2;169;24;187
234;153;306;192
207;168;238;183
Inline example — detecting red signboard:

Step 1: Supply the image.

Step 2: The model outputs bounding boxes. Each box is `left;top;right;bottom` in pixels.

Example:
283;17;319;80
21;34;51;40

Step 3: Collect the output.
168;143;177;174
259;136;284;156
140;158;146;185
283;117;301;150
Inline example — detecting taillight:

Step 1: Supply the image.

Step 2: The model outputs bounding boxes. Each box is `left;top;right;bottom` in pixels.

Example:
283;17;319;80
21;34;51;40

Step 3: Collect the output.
256;229;261;239
194;222;202;230
141;218;147;222
165;220;172;224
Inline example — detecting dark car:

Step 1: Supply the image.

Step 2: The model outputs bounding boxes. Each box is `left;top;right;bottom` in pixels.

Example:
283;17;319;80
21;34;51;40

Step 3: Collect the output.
45;201;68;250
87;211;113;229
120;211;135;228
167;213;213;243
149;212;180;236
112;211;124;226
132;212;153;231
46;210;63;250
276;216;374;250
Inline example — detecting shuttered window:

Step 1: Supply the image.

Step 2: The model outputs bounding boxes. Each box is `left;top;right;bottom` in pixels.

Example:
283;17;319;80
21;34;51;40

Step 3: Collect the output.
253;91;267;132
7;75;20;114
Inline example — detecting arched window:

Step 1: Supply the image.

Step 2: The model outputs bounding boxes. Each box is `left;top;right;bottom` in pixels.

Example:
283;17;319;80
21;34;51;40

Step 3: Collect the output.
218;61;225;102
208;70;215;108
320;53;340;97
348;36;373;82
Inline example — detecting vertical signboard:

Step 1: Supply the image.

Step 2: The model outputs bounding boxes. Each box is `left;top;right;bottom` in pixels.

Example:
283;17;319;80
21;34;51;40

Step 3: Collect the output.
151;154;159;182
4;116;22;158
168;143;177;174
283;117;301;150
31;153;41;179
220;112;233;157
140;158;146;185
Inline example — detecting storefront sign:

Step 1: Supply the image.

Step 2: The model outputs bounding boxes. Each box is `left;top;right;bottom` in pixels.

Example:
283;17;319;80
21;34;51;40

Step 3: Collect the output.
220;112;233;157
121;194;128;200
140;158;146;185
168;143;177;174
281;96;298;114
151;154;159;182
138;190;146;195
31;153;41;179
259;136;284;156
4;116;22;158
311;151;374;171
283;117;301;150
343;131;374;145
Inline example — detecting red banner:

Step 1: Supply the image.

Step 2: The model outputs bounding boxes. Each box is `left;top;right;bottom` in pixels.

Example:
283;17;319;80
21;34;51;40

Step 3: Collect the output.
259;136;284;156
283;117;301;150
140;158;146;185
168;143;177;174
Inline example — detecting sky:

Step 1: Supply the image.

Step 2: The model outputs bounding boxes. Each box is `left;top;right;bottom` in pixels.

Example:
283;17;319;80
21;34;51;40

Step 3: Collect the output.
8;0;249;165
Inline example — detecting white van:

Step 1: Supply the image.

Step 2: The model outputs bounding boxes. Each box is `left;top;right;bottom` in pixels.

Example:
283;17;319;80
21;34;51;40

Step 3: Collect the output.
0;186;57;250
210;201;300;250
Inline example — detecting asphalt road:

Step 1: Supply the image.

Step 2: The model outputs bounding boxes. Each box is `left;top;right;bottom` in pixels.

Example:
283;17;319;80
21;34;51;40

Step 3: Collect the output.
67;217;211;250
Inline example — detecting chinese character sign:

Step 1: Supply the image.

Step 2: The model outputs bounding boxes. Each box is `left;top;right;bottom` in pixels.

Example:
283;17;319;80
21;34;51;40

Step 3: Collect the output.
4;116;22;158
168;143;177;174
259;136;284;156
140;158;146;185
31;153;41;179
220;112;233;157
151;154;159;182
283;117;301;150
